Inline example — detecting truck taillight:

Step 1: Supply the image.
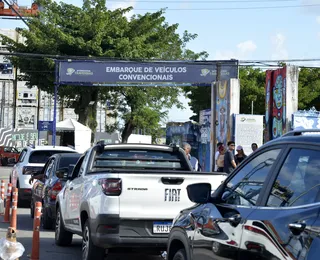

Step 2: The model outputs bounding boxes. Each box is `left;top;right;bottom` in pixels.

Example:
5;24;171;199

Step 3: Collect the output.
48;180;62;200
99;178;122;196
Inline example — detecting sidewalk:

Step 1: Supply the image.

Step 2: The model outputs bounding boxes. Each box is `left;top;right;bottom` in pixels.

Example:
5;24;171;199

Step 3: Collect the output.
0;208;82;260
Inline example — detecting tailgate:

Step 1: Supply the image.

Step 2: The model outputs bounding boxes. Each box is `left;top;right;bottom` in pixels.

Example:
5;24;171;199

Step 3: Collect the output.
119;173;226;220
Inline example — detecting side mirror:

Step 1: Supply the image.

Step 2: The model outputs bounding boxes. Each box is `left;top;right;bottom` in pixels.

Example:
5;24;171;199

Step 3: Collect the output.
187;183;212;204
67;164;76;180
56;167;69;179
32;169;43;176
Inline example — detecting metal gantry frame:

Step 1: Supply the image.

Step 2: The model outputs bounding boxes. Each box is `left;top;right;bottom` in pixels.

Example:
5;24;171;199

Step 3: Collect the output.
53;59;239;171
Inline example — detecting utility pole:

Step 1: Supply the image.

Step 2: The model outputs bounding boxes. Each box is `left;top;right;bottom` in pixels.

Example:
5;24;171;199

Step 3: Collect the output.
12;30;19;129
251;100;254;115
210;63;221;171
1;81;5;128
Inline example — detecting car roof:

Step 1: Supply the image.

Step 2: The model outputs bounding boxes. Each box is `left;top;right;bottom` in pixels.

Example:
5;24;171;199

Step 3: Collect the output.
101;143;179;152
54;153;81;158
26;146;76;152
264;129;320;147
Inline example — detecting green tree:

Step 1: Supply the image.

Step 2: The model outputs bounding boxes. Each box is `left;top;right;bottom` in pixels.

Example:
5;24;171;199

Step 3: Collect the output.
184;67;266;121
239;67;266;115
298;68;320;110
1;0;206;142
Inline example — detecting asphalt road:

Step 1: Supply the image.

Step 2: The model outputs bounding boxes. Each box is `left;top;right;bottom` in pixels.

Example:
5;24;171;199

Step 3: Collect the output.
0;166;163;260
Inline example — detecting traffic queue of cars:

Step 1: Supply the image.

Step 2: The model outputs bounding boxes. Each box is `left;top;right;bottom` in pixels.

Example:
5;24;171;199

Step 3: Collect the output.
7;129;320;260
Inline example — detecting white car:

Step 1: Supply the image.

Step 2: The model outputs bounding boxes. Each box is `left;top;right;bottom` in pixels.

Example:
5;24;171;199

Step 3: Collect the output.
10;145;77;206
55;142;226;260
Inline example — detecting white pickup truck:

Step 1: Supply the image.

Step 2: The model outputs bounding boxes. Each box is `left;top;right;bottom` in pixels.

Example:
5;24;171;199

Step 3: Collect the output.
55;142;226;260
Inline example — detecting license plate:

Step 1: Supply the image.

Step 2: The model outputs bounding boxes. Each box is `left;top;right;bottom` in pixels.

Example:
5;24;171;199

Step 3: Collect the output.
153;222;172;234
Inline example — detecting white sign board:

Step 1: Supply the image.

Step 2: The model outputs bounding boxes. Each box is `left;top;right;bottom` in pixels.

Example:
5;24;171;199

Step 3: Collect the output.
234;114;264;155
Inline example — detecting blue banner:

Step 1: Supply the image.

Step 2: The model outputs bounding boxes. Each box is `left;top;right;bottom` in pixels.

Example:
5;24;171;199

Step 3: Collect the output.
38;121;53;131
58;60;238;85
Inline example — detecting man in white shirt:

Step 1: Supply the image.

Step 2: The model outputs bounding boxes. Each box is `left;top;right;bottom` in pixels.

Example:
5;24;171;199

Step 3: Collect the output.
183;143;200;171
214;142;223;171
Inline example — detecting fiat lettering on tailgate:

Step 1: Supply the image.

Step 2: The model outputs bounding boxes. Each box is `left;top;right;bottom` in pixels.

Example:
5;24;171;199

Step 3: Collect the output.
164;188;181;202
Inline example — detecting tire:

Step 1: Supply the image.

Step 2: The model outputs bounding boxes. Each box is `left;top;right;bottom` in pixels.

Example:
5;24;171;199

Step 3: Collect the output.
30;199;34;219
1;158;8;166
17;182;24;208
82;220;105;260
55;208;73;246
42;206;53;230
173;249;187;260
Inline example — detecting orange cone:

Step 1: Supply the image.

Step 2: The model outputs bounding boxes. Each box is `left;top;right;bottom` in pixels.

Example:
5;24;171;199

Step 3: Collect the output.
30;201;42;260
9;188;18;230
0;180;5;200
0;180;5;215
3;183;12;223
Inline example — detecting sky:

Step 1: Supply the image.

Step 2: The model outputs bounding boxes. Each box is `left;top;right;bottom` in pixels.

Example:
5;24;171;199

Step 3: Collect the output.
2;0;320;122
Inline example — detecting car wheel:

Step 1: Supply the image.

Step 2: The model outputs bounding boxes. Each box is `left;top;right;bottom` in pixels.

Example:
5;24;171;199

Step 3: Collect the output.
82;220;105;260
1;158;8;166
173;249;187;260
17;182;24;208
55;208;73;246
42;206;53;230
30;199;34;218
212;241;222;255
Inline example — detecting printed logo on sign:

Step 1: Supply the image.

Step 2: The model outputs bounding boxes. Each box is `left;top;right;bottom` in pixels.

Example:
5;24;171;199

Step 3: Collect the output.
240;117;256;123
66;68;93;76
200;69;211;77
66;68;75;76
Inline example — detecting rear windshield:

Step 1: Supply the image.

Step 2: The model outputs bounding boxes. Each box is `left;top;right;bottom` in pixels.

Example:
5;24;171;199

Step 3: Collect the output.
93;149;183;170
58;155;81;169
29;151;75;164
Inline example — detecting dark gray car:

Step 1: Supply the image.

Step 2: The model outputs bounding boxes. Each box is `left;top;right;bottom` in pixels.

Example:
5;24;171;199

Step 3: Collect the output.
30;153;81;229
167;129;320;260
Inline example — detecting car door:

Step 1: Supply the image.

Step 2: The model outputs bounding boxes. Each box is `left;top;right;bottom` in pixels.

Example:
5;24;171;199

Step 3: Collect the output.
192;146;284;260
11;148;27;186
64;152;87;231
239;145;320;260
34;158;54;201
42;158;56;203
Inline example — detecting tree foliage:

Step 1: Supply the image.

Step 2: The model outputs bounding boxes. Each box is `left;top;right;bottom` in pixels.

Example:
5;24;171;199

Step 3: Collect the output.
1;0;207;142
184;67;266;121
184;66;320;122
298;68;320;110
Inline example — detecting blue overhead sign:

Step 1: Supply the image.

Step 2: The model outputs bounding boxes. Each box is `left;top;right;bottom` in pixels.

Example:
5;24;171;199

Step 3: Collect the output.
38;121;53;131
58;60;238;85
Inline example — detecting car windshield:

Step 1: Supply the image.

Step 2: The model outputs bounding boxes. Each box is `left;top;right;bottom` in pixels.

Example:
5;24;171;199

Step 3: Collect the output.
29;151;75;164
92;149;183;170
58;155;81;169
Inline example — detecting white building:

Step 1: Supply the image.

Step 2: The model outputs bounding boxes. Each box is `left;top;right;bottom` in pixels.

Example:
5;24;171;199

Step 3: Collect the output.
0;28;116;131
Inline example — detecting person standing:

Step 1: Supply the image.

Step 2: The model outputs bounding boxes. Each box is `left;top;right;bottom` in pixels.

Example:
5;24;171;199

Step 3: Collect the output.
223;141;237;174
216;145;226;172
214;142;223;171
235;145;247;165
183;143;200;171
251;143;258;152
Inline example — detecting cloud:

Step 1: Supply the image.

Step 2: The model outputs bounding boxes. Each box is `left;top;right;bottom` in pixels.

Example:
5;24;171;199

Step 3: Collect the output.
301;0;320;14
107;0;136;19
214;40;257;60
271;33;288;60
237;40;257;54
317;16;320;24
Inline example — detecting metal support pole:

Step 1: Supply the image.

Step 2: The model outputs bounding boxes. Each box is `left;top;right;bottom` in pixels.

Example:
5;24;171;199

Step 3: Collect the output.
52;61;59;147
251;100;254;115
210;63;221;172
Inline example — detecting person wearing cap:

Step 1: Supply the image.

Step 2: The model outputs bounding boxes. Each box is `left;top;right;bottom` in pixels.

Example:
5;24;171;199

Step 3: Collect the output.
235;145;247;165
